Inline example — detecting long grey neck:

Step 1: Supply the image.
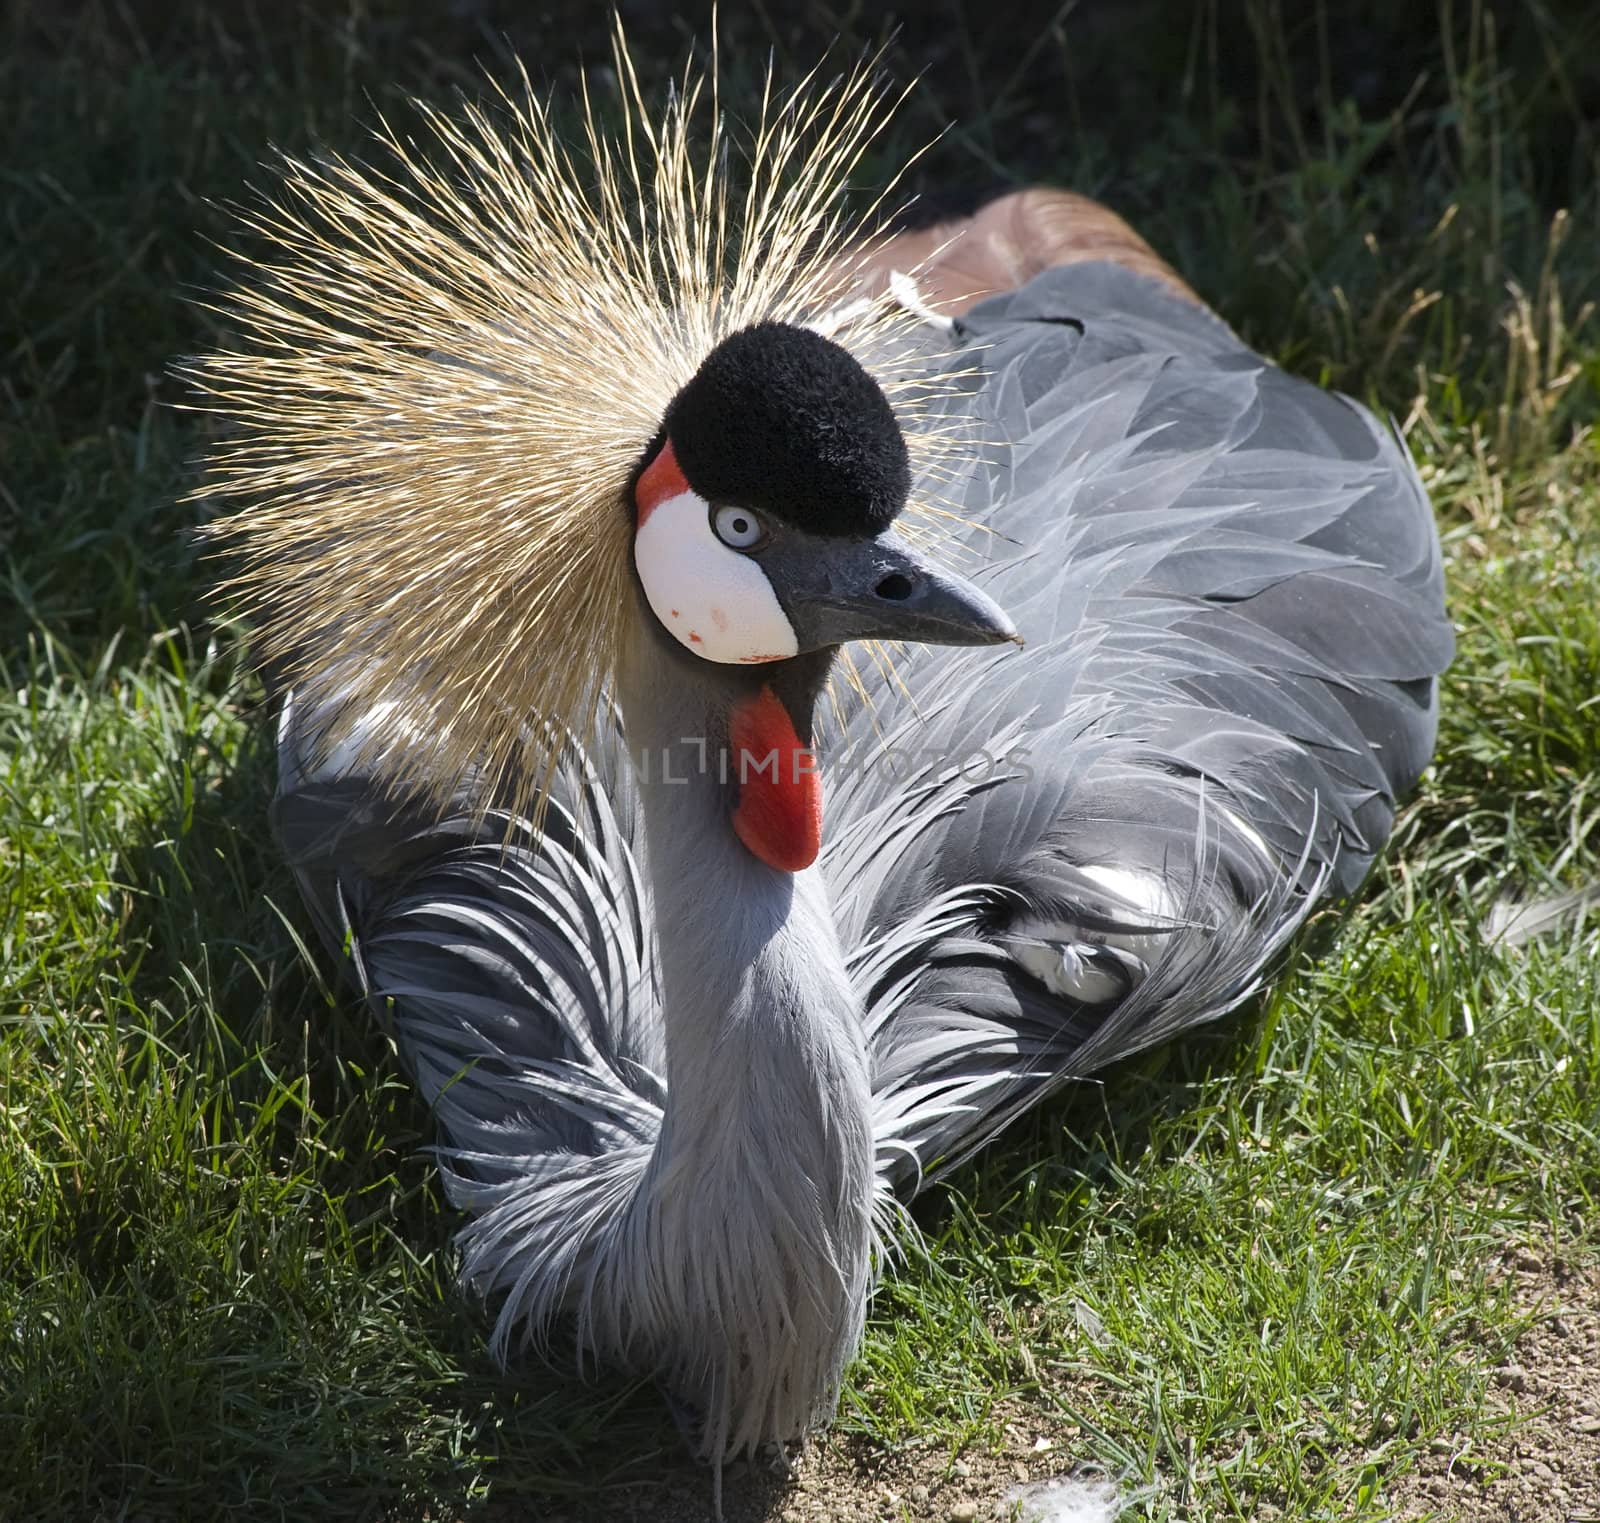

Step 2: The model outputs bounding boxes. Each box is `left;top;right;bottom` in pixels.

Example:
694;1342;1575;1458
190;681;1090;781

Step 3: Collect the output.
612;640;869;1132
609;634;878;1455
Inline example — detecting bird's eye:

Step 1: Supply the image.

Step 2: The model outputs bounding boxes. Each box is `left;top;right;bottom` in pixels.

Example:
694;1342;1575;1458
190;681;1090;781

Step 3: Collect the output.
711;505;766;551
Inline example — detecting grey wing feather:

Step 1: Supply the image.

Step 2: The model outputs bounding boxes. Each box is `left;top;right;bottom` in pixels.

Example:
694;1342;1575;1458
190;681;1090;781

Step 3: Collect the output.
274;704;662;1137
823;261;1452;1190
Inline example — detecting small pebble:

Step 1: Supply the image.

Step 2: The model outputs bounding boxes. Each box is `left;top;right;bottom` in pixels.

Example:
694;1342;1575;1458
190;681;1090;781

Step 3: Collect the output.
948;1504;978;1523
1494;1363;1529;1392
911;1484;930;1504
952;1459;971;1479
1515;1249;1544;1272
1573;1415;1600;1434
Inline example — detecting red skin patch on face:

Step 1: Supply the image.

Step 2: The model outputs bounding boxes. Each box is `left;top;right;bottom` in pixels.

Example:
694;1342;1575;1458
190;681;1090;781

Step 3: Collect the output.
729;685;822;873
634;438;690;526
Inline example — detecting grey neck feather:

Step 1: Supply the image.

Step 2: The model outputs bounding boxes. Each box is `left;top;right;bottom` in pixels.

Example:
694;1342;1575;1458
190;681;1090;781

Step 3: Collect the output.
609;632;877;1460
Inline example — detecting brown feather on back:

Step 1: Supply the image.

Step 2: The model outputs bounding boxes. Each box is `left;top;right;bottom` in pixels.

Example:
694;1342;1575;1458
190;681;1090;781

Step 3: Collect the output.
840;187;1204;316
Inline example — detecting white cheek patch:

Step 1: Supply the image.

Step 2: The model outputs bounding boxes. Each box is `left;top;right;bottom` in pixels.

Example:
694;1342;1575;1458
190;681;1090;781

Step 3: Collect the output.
634;491;799;664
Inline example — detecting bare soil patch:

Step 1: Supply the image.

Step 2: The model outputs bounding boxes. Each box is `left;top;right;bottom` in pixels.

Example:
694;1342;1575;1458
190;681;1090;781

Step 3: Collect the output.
1389;1253;1600;1523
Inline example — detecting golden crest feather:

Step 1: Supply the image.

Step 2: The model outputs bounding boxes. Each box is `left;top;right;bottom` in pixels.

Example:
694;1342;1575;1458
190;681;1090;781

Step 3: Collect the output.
186;27;969;823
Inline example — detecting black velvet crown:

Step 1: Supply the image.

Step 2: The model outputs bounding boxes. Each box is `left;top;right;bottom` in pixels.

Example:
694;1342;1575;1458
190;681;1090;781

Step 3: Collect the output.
664;321;910;538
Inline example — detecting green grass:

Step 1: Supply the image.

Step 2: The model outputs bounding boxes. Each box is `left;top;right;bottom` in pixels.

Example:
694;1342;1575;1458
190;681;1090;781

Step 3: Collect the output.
3;1;1598;1519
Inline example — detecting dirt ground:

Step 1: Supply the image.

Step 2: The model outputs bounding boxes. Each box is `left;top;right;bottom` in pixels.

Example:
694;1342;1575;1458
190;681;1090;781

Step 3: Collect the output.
1389;1253;1600;1523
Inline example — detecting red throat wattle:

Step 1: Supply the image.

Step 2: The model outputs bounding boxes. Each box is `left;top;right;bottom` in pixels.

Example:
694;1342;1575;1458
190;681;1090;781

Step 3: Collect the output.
729;686;822;873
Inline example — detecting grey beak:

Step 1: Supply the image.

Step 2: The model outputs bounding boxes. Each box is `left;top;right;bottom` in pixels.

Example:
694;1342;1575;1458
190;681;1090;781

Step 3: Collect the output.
772;527;1018;653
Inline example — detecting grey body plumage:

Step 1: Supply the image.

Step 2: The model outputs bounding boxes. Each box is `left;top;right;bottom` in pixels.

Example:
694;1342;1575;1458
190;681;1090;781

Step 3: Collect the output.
274;261;1452;1458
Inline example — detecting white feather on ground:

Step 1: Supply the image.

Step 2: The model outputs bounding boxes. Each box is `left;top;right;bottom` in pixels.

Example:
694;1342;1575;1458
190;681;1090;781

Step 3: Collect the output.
1483;880;1600;945
1002;1474;1128;1523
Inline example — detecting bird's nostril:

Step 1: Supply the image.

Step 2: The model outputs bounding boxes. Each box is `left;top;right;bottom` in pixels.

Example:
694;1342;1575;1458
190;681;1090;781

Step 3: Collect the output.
875;573;915;601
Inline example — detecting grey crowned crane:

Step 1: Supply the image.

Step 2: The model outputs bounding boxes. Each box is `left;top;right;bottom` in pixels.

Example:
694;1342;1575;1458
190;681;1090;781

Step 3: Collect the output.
190;44;1453;1477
